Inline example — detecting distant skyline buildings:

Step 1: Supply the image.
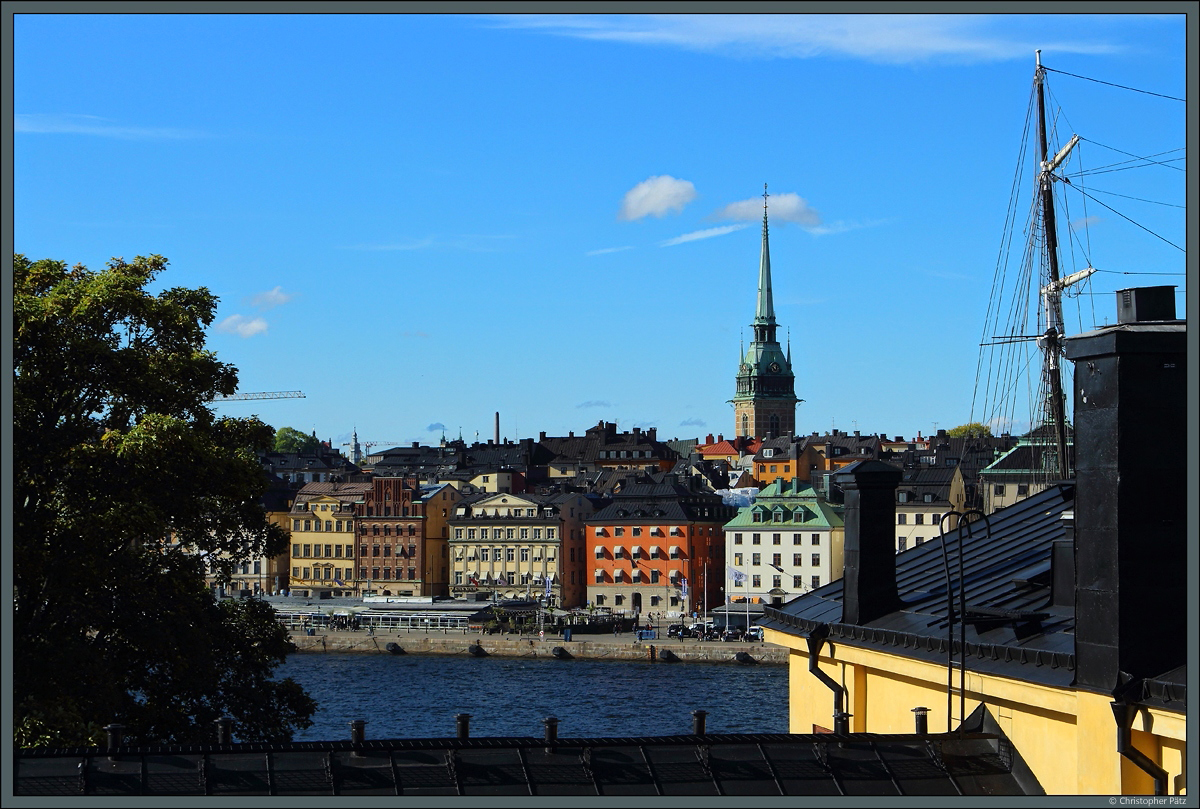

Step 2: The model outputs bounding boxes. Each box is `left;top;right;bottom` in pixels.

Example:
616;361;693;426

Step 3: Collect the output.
14;13;1186;448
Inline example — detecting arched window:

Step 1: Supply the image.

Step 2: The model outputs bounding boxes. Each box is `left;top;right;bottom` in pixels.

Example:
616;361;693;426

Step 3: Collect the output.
408;524;416;536
769;414;780;436
741;414;749;436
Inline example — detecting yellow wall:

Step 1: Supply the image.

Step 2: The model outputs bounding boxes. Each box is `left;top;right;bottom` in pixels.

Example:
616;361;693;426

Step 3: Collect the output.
770;632;1185;795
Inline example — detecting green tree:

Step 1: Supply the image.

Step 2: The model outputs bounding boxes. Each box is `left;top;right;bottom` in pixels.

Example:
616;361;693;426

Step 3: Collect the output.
274;425;320;454
14;254;316;747
947;422;993;438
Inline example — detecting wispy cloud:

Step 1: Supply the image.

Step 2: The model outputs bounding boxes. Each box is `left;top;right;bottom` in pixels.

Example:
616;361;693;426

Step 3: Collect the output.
716;192;822;228
250;286;293;309
490;15;1121;64
619;175;697;220
1070;215;1103;231
577;400;612;409
15;113;205;139
587;245;635;256
680;417;707;427
661;223;750;247
215;314;268;338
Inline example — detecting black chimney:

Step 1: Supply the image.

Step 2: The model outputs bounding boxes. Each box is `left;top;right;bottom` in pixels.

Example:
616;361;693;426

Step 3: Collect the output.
1064;288;1184;694
833;460;902;625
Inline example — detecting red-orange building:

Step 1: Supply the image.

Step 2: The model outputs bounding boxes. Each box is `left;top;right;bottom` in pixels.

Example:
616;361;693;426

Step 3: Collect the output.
586;474;736;619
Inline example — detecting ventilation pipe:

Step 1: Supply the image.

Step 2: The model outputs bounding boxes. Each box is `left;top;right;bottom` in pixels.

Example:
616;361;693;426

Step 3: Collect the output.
806;626;849;734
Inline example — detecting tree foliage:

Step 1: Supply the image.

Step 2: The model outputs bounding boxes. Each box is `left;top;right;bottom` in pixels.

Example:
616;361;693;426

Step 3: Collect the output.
13;254;316;747
274;425;320;454
947;422;993;438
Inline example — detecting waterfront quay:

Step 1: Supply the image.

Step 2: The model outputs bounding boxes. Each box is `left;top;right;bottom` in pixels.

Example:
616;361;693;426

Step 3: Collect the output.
288;626;787;665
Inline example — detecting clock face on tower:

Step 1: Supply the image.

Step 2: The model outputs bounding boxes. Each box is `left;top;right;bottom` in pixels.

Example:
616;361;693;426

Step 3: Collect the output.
768;362;781;373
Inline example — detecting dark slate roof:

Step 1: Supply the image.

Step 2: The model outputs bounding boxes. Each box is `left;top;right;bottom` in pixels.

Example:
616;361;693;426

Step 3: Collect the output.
980;444;1075;477
761;484;1077;688
14;731;1033;796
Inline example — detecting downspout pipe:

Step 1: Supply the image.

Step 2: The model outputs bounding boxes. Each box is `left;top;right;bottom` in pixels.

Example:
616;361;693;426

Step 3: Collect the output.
806;626;850;734
1111;700;1167;796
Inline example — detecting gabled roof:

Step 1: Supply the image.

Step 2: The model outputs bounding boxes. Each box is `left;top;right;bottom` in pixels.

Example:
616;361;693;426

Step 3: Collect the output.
761;484;1077;688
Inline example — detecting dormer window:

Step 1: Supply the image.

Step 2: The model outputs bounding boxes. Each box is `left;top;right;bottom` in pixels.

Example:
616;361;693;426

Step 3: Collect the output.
762;448;774;458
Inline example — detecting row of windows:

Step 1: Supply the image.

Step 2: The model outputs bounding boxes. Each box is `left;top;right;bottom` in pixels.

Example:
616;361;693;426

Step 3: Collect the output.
457;547;557;562
293;519;350;533
594;546;681;560
593;594;680;608
356;568;418;580
732;574;821;589
732;553;821;568
453;526;557;540
293;543;354;558
363;544;417;558
299;502;351;512
897;537;929;551
455;571;575;586
756;464;793;473
593;569;680;584
732;533;821;547
598;449;655;459
364;506;411;517
362;524;417;536
292;566;352;580
896;513;941;526
992;484;1030;496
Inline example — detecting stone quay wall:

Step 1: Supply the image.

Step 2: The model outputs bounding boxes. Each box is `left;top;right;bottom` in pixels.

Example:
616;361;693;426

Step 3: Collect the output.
289;630;788;665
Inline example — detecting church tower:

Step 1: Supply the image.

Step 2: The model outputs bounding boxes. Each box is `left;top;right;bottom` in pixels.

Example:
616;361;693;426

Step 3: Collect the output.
732;185;799;439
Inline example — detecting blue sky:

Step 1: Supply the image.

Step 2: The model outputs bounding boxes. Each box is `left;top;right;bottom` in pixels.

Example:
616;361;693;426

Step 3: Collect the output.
14;12;1189;450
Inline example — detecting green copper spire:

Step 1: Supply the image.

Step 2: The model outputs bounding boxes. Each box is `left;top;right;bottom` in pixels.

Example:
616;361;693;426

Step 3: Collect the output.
755;183;776;326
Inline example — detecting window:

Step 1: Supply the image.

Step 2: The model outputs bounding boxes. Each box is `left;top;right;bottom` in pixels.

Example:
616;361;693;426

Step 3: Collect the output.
931;513;940;526
372;545;381;557
293;519;301;531
772;553;781;566
812;554;820;566
303;544;311;557
595;570;604;583
632;527;642;537
455;528;463;539
313;521;321;532
994;484;1006;496
915;513;924;525
547;528;555;539
383;567;391;580
752;575;761;588
521;548;529;562
734;533;743;545
493;529;503;539
651;570;660;583
773;534;781;545
304;520;312;531
383;545;391;557
506;528;514;539
752;553;761;566
293;566;300;578
325;521;332;532
467;528;476;540
533;528;542;539
793;534;802;545
897;492;910;503
292;543;301;557
916;537;924;545
455;572;463;585
1017;484;1029;496
650;595;660;607
734;553;743;566
793;553;802;566
360;567;367;579
614;527;624;537
811;575;821;588
770;465;777;473
772;575;781;588
371;568;380;580
360;545;367;558
615;595;624;606
325;544;332;558
303;567;310;579
520;528;529;540
898;538;907;552
481;548;489;561
793;575;803;588
506;548;515;562
897;514;907;525
335;520;342;532
595;547;604;559
811;534;820;545
752;534;761;545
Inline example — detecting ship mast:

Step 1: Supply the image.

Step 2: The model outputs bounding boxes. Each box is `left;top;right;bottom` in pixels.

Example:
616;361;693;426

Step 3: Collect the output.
1034;49;1073;480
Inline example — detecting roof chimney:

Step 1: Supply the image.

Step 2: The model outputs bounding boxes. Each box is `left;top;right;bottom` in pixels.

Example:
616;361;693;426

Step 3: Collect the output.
1065;289;1185;692
833;460;902;625
494;412;500;445
705;434;714;444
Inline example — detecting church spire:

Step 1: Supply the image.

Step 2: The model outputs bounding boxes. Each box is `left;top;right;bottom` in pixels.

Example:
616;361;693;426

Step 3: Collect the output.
755;183;776;326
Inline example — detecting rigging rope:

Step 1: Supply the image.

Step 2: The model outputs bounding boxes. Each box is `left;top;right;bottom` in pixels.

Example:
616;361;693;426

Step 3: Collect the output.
1063;185;1184;252
1041;66;1185;102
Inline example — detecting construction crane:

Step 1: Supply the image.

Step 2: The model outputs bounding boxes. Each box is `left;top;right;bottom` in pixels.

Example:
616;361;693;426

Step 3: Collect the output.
210;391;306;403
340;430;403;464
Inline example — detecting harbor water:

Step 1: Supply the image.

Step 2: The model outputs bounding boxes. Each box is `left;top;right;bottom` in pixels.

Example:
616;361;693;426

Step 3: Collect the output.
276;652;789;741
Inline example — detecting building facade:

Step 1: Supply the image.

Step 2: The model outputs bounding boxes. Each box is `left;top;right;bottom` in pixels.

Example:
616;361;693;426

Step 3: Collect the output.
287;482;369;597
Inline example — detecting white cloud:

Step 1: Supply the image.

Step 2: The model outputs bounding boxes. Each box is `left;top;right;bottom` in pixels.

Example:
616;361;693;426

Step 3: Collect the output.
586;245;635;256
716;192;822;227
1070;215;1103;231
661;223;750;247
619;175;697;220
15;113;204;139
251;286;293;309
216;314;268;338
490;15;1121;65
577;400;612;409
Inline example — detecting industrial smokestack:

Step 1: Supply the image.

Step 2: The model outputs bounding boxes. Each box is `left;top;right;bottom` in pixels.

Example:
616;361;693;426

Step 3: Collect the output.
494;412;500;445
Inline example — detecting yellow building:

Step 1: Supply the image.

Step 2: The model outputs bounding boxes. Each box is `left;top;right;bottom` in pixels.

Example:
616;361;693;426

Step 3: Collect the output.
763;310;1187;796
287;482;370;596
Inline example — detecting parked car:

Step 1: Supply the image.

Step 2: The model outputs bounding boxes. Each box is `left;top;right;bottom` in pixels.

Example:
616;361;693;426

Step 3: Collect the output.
721;627;744;642
667;623;684;638
745;625;764;642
